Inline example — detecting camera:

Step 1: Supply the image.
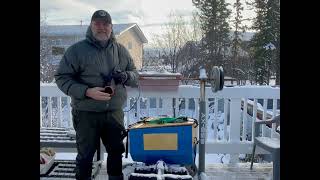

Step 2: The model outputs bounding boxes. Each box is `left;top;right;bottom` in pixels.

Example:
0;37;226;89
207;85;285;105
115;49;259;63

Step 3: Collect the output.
100;72;115;95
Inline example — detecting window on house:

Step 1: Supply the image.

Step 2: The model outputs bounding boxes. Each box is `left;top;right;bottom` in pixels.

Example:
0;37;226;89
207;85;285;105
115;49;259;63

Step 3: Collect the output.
52;46;65;55
57;39;62;45
128;42;132;49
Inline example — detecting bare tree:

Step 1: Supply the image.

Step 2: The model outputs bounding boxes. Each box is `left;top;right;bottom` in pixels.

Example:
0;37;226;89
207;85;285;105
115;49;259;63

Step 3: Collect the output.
189;10;203;43
151;11;193;73
175;11;204;84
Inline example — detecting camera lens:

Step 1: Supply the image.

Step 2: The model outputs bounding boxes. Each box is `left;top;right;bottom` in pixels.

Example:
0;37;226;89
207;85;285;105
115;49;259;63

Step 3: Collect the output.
104;86;114;95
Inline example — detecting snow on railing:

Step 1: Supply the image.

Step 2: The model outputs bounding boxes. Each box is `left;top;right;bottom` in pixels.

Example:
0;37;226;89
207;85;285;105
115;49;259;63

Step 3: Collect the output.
40;84;280;159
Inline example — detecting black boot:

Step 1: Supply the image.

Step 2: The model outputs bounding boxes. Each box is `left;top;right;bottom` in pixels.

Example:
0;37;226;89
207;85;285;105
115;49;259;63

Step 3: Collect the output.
75;176;91;180
109;175;124;180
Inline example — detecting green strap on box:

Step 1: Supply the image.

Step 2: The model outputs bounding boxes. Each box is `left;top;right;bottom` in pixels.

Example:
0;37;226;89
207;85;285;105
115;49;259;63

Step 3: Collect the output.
147;116;188;124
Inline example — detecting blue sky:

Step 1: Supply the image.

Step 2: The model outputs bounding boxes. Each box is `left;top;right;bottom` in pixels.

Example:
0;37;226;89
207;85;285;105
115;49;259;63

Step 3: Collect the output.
41;0;255;42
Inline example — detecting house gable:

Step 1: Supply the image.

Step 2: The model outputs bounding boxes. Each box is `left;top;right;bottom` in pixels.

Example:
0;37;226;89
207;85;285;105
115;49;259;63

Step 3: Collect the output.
117;29;144;70
41;24;148;70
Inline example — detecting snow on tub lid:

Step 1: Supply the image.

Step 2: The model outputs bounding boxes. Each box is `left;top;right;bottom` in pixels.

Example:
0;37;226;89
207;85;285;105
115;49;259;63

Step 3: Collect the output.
138;71;182;80
129;117;196;129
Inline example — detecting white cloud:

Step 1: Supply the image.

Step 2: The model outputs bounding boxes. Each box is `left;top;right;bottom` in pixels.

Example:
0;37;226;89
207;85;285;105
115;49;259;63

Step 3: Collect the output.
41;0;196;25
41;0;98;24
40;0;255;42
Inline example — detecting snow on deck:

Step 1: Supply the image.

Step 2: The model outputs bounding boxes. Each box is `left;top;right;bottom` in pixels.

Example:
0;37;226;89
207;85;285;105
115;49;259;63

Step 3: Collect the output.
53;153;273;180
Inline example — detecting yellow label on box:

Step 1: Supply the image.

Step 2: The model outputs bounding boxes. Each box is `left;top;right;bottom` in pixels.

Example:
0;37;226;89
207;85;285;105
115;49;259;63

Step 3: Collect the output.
143;133;178;150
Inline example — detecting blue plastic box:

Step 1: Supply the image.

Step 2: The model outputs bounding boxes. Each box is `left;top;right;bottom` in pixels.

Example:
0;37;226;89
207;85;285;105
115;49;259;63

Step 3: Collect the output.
128;121;198;165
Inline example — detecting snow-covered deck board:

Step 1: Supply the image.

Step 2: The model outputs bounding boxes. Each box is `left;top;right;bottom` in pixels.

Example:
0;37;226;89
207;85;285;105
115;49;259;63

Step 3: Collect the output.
40;163;272;180
47;153;272;180
93;161;272;180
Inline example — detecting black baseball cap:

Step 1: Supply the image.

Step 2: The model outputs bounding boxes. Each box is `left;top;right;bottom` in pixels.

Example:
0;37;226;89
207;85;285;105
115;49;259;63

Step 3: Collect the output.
91;10;112;24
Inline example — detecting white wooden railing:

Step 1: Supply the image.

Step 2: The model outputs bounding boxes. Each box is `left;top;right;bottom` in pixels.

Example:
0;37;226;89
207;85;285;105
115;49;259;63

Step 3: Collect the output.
40;84;280;161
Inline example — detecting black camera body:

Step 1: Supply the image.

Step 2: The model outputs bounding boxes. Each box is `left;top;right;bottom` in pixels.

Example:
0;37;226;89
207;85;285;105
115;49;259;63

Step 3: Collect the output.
101;72;115;95
101;68;126;95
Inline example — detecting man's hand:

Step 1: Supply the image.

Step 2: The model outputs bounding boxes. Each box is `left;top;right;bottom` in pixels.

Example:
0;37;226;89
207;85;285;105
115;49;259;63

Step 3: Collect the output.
85;87;111;101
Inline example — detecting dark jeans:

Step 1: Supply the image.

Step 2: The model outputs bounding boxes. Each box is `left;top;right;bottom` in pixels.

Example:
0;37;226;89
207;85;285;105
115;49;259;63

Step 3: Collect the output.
72;109;126;180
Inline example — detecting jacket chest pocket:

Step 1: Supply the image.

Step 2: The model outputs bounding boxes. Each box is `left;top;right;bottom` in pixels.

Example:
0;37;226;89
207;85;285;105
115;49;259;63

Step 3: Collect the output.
82;61;100;76
115;57;128;72
81;54;108;75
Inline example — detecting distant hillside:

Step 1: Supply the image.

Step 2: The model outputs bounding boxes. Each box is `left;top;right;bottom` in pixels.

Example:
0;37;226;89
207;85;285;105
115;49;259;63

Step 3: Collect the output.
144;31;255;58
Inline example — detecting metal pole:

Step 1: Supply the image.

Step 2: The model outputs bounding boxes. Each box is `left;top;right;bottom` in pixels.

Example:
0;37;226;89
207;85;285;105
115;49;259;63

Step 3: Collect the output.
198;68;207;176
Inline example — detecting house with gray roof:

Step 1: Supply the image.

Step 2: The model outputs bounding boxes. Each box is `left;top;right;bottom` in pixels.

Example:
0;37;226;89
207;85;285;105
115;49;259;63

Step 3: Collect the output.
41;23;148;70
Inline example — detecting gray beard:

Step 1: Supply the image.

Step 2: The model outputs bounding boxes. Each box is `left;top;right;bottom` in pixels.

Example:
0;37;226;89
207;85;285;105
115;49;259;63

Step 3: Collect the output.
92;33;109;46
94;35;109;41
98;40;108;47
92;35;109;47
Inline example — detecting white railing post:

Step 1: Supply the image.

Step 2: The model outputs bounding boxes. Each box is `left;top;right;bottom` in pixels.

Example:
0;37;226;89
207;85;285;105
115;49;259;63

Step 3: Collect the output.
171;98;175;117
162;98;165;115
242;98;248;141
229;98;241;163
195;98;199;120
229;98;241;142
185;98;189;117
126;99;130;128
224;98;229;142
40;96;43;128
175;98;179;117
252;99;258;140
48;97;53;127
262;99;268;137
67;97;73;129
146;98;150;117
156;97;164;115
137;98;141;120
57;97;62;127
271;98;278;138
171;98;174;117
213;97;219;141
205;98;209;140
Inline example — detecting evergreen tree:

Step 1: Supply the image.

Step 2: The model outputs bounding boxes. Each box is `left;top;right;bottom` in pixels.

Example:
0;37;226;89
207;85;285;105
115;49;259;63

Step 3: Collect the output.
230;0;248;84
192;0;232;71
248;0;280;85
